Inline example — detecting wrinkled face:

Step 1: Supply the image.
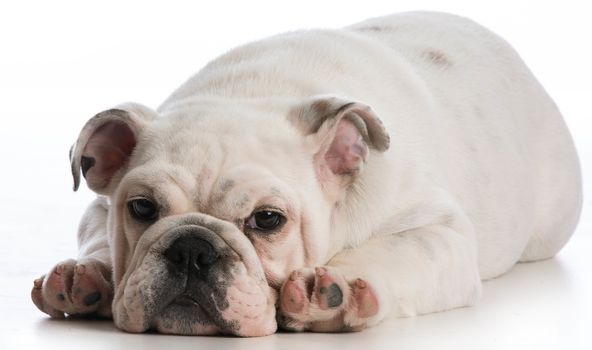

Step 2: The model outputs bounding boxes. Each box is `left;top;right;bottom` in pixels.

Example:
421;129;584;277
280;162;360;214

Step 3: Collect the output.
108;105;332;336
70;97;388;336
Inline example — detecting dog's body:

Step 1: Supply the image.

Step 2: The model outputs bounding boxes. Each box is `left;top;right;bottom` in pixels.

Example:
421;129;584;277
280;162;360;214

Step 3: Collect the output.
32;12;581;336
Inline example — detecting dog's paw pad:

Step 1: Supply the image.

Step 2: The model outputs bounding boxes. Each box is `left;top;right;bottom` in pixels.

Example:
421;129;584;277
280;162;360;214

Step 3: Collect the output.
278;266;379;332
31;259;112;318
72;264;106;306
83;291;102;306
314;267;345;310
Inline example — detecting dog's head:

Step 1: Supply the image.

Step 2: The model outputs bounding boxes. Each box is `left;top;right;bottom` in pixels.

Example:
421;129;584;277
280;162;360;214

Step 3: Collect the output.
70;96;389;336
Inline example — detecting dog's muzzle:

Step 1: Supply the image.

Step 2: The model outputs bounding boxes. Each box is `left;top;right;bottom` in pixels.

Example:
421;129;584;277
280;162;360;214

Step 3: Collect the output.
112;213;278;336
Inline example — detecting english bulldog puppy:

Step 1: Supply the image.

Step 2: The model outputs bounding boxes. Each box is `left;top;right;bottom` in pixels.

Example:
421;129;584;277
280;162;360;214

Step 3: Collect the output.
31;12;582;336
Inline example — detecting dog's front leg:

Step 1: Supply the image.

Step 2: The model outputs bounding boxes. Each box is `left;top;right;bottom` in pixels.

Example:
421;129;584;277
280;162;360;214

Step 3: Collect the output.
278;224;482;332
31;197;113;318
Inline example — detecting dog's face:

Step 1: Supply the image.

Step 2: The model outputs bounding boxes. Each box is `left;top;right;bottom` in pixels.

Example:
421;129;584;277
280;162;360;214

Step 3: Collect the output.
69;97;389;336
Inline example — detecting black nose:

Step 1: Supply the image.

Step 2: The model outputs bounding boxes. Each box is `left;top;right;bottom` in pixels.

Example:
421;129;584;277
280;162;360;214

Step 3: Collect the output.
163;235;218;275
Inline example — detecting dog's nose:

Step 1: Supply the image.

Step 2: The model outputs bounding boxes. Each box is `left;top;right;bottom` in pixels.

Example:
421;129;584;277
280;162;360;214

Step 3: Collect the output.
163;235;218;274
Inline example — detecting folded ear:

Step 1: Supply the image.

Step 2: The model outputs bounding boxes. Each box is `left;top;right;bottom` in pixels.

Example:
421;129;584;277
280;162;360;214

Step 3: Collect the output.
70;103;157;194
289;95;390;189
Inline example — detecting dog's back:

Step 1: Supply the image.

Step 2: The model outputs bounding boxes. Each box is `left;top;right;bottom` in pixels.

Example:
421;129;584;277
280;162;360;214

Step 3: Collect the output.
349;12;582;278
160;12;582;280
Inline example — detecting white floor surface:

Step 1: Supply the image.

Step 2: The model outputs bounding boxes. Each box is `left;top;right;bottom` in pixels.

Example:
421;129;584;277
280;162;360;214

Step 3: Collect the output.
1;2;591;349
1;231;591;349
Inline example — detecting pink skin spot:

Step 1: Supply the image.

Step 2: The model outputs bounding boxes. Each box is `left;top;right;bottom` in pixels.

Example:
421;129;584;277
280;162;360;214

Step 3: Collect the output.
325;119;368;175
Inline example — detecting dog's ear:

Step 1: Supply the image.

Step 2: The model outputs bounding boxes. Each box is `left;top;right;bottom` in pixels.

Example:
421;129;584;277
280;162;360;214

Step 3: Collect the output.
290;95;390;190
70;103;157;194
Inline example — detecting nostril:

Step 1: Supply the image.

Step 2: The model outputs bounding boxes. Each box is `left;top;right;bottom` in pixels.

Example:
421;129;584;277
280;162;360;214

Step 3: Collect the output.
195;244;218;268
163;235;219;273
164;246;186;267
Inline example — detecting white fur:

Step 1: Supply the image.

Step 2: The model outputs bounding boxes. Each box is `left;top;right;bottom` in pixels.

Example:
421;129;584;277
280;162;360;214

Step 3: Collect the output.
159;11;582;320
36;11;582;334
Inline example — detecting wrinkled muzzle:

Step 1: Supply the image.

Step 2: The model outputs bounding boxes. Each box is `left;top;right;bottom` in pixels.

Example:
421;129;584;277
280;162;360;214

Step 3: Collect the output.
112;213;277;336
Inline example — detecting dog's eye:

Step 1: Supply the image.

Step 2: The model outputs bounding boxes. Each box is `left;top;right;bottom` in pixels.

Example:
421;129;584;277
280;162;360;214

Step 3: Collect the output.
127;198;158;222
245;210;285;232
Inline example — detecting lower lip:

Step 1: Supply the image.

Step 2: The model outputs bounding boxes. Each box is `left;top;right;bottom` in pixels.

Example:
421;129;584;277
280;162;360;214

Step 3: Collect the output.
172;296;201;307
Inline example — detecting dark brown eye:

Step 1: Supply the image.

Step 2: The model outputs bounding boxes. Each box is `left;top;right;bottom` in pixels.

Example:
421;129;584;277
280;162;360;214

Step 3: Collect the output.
128;198;158;222
245;210;285;232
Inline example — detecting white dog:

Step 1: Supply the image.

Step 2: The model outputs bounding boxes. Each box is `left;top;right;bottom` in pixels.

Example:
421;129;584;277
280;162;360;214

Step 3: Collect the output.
31;12;582;336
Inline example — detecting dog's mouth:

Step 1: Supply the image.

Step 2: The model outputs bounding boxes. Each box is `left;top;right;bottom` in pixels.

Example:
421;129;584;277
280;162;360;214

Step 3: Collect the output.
166;292;217;321
172;294;201;308
148;270;276;336
149;285;234;336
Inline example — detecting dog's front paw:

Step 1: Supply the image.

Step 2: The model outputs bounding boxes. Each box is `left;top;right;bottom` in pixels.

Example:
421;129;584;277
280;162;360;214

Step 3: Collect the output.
278;266;379;332
31;258;113;318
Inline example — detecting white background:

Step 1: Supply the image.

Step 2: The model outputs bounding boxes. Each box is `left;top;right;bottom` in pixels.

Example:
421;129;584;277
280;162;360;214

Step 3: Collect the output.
0;1;590;349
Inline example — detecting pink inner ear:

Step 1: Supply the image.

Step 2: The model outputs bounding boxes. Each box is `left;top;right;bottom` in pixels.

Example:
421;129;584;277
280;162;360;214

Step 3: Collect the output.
324;118;368;176
82;121;136;183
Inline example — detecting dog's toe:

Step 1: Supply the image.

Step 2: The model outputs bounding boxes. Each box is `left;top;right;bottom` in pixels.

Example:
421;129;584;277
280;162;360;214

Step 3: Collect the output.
351;278;379;319
31;275;66;319
313;267;346;310
280;270;309;314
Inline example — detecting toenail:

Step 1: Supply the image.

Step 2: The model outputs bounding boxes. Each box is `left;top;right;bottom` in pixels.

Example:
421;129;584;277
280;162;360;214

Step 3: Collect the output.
83;292;102;306
33;279;43;289
76;265;86;275
289;271;299;281
355;278;367;289
315;267;326;277
57;293;65;301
